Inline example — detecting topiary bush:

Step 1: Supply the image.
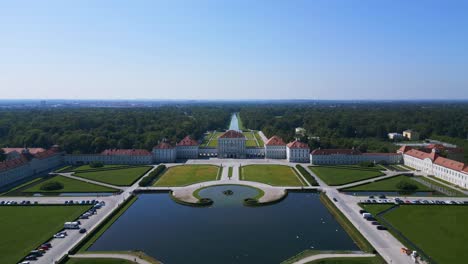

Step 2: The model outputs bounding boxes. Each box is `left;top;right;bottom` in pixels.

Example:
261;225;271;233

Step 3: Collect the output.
40;181;64;191
89;161;104;168
139;165;166;186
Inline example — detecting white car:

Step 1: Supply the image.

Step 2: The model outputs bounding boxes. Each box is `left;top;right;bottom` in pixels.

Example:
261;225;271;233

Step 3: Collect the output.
19;262;30;264
53;233;66;238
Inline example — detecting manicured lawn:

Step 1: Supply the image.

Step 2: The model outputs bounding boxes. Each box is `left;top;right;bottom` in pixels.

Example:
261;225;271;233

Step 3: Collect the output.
22;175;119;193
228;167;233;178
381;205;468;264
67;258;135;264
241;165;305;186
153;165;220;187
74;166;151;186
205;131;224;147
0;205;89;264
246;139;258;147
254;131;265;147
309;166;384;186
343;175;434;192
74;164;131;172
305;257;385;264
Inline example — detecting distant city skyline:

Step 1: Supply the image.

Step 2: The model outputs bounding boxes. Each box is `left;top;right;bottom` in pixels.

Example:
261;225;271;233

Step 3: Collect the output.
1;0;467;100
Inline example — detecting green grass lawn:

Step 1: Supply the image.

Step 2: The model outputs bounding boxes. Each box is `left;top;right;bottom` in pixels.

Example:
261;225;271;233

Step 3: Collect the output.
74;164;131;172
67;258;136;264
228;167;233;178
22;175;119;193
343;175;434;192
309;166;384;186
205;131;224;147
254;131;265;147
153;165;219;187
0;205;89;264
241;165;305;186
305;257;385;264
381;205;468;264
74;166;151;186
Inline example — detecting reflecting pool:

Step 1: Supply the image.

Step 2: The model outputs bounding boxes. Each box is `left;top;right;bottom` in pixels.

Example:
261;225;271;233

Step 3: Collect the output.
89;185;358;264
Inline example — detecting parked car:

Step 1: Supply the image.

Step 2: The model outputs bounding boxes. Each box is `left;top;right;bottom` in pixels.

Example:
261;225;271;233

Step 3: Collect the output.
359;210;367;214
24;255;37;261
42;242;52;248
371;221;380;225
19;261;30;264
378;194;386;199
368;195;375;199
332;197;338;202
79;228;87;234
53;233;66;238
377;225;388;230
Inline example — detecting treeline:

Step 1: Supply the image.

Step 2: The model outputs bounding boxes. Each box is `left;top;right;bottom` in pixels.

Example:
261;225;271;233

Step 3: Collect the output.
240;103;468;153
0;106;232;153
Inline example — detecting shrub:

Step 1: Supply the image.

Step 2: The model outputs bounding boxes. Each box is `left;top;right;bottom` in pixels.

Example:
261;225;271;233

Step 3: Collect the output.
396;180;418;191
139;165;166;186
89;161;104;168
358;161;375;167
40;181;64;191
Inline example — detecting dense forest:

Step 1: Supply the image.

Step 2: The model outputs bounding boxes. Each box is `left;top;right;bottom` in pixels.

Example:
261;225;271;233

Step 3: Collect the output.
239;102;468;156
0;106;232;154
0;102;467;159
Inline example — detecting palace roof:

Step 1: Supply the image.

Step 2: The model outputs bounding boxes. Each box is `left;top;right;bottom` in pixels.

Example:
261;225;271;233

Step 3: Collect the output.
0;156;28;172
34;149;61;159
265;136;286;146
286;140;309;149
400;147;468;174
177;136;199;146
219;130;245;138
101;149;152;156
154;142;175;149
2;147;46;154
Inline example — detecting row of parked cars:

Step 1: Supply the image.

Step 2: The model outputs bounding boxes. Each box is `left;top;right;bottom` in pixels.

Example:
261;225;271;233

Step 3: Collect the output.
19;200;106;263
358;210;388;231
20;242;52;262
363;195;468;205
1;200;38;206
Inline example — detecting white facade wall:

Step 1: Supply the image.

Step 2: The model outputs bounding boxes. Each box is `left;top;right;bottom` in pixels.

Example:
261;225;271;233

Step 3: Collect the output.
265;145;286;159
402;154;468;189
176;146;199;159
311;153;402;165
246;147;265;158
65;154;152;165
153;148;177;163
218;138;246;158
287;148;310;163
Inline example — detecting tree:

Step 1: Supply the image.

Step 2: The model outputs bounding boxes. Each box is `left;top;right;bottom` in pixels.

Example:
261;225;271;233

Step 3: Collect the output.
40;181;64;191
0;148;5;162
396;180;418;191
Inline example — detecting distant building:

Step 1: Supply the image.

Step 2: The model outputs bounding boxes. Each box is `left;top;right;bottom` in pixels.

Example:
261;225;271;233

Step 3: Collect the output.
398;146;468;189
264;136;286;159
153;142;177;163
387;132;403;140
2;147;46;160
286;140;310;163
176;136;199;159
403;129;420;140
65;148;152;165
218;130;246;159
295;127;306;136
310;148;402;165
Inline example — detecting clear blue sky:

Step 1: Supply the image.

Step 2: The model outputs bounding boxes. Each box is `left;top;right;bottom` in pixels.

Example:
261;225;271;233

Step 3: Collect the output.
1;0;467;100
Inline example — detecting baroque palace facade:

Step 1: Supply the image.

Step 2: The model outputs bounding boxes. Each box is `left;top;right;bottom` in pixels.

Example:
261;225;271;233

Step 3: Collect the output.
2;130;467;189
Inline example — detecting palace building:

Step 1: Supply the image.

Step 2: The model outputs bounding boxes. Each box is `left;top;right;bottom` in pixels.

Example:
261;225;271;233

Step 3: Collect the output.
398;146;468;189
286;140;310;163
264;136;286;159
310;148;402;165
217;130;246;159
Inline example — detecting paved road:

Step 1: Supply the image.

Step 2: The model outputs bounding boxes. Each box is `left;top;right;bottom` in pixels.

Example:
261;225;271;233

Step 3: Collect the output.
71;253;154;264
291;253;376;264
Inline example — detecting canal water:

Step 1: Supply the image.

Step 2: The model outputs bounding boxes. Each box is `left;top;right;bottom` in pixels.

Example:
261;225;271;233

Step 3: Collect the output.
88;185;358;264
229;113;240;131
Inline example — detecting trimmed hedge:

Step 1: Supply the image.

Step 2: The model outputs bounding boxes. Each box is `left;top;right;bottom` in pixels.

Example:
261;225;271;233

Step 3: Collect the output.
139;165;166;187
295;165;319;186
